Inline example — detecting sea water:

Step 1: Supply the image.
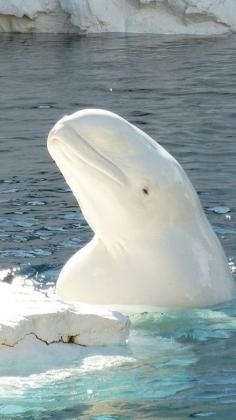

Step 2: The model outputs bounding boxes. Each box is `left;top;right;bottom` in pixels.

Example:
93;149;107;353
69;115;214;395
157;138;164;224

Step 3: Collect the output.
0;33;236;419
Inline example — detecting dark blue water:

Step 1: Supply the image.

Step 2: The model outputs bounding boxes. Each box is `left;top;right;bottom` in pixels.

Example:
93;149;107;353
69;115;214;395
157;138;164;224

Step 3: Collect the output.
0;33;236;419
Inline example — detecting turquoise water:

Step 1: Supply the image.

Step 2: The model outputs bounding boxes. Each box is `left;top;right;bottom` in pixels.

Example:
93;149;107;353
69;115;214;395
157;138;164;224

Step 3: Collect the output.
0;33;236;419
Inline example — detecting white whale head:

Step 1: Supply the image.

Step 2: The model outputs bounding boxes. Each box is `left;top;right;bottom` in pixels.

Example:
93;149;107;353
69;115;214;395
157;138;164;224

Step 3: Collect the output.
47;109;235;308
48;109;198;244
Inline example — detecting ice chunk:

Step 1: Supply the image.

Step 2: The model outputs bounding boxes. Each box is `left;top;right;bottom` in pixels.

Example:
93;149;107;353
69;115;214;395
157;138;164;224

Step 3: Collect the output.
0;283;130;347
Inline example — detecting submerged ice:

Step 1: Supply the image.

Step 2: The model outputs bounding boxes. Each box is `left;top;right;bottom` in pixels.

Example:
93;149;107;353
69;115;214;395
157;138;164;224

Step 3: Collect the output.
0;0;236;34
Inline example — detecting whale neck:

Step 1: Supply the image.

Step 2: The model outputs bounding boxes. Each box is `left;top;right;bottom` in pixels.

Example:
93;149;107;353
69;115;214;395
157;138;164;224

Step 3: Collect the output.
94;228;158;259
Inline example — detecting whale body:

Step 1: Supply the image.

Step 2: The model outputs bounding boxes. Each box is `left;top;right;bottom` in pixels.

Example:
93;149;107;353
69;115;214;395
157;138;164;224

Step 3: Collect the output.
47;109;235;309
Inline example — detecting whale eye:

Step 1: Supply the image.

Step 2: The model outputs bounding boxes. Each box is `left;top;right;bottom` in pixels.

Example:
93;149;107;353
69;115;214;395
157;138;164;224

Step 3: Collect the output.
142;187;149;195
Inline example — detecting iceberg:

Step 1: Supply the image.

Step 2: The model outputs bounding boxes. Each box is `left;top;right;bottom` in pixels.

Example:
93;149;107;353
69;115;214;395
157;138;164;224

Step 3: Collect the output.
0;0;235;35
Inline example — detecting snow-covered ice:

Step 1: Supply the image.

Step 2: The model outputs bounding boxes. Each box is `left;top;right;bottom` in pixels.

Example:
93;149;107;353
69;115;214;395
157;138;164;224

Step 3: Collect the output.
0;282;130;349
0;0;235;35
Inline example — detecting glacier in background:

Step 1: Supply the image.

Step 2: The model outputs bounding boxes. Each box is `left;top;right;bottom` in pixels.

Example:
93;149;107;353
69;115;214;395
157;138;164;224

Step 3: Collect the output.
0;0;236;35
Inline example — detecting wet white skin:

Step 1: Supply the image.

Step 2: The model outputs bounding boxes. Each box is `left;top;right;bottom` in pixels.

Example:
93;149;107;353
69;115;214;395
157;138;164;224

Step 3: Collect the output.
47;109;235;309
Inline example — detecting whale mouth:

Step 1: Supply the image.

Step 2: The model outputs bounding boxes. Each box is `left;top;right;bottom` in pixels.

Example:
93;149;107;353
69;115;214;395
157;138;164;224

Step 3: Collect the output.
47;124;126;186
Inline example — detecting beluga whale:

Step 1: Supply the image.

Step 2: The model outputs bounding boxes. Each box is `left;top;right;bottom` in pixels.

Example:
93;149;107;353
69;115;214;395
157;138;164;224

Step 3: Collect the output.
47;109;235;310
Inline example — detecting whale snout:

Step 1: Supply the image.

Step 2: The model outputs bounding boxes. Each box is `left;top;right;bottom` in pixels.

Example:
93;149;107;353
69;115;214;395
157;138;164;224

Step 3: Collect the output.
47;121;70;149
47;118;126;187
